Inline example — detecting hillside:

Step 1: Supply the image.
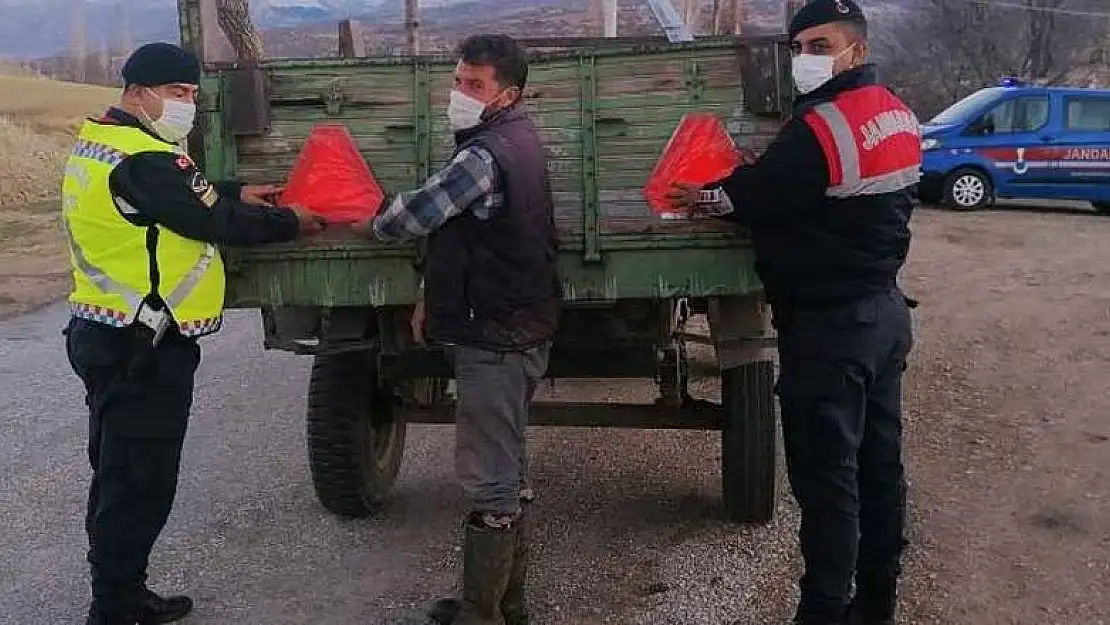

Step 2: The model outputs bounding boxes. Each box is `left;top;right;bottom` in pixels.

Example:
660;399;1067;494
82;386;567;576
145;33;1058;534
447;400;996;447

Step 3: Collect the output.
0;74;116;206
0;72;115;317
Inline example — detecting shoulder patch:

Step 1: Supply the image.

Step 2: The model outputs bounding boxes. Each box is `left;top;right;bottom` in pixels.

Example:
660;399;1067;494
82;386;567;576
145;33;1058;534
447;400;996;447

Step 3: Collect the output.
189;171;210;194
187;170;219;208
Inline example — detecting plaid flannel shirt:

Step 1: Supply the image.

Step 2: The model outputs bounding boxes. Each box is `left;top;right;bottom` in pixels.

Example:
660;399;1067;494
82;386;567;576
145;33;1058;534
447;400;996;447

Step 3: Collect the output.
372;146;502;244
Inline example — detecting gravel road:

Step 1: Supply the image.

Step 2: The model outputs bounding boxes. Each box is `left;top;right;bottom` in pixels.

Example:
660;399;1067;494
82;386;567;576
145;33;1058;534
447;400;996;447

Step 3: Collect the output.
1;204;1107;625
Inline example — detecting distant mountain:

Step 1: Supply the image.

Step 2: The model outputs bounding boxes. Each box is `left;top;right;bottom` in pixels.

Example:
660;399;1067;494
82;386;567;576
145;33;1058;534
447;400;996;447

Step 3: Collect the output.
0;0;919;61
0;0;397;58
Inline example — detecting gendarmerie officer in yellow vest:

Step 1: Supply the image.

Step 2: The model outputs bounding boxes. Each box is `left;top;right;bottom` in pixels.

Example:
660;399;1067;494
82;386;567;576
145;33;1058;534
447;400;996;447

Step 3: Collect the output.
62;42;324;625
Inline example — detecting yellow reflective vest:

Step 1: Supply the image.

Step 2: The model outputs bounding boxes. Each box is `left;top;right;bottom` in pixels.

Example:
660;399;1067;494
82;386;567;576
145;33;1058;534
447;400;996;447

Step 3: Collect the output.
61;120;226;337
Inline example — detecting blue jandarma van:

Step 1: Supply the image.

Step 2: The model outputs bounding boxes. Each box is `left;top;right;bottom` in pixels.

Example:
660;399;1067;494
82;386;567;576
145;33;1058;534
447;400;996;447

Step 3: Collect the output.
917;78;1110;213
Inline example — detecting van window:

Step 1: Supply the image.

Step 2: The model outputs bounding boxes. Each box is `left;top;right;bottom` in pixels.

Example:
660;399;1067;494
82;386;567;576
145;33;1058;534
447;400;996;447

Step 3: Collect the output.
929;87;1003;125
972;95;1050;135
1065;97;1110;131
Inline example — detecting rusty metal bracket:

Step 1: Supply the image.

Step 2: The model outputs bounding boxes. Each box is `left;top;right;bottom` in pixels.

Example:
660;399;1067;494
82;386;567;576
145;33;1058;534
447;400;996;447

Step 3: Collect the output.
325;80;345;116
226;65;271;136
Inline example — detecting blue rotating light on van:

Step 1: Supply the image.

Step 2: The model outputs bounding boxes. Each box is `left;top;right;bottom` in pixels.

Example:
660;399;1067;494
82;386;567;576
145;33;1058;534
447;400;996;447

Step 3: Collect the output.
999;76;1026;87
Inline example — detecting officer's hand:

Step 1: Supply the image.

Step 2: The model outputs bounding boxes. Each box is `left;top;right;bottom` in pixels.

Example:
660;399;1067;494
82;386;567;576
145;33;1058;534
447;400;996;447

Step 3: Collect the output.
411;297;427;347
737;147;758;166
290;205;326;236
241;184;283;206
665;182;702;212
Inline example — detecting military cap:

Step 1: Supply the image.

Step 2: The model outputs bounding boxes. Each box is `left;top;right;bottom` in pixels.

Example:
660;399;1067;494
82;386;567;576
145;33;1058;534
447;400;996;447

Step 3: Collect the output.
121;42;201;88
789;0;867;40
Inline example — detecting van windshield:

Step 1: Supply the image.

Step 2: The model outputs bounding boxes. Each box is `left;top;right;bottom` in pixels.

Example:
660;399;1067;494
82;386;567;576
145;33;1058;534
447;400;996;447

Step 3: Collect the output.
928;88;1005;125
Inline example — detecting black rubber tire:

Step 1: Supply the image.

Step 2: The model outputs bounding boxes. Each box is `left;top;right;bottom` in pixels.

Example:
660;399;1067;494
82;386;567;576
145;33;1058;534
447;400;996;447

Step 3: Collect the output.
943;167;993;211
1093;202;1110;215
721;360;778;524
306;350;406;518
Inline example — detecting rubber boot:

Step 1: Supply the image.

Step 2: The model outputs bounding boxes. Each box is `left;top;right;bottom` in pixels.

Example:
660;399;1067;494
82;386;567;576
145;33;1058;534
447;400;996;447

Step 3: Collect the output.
500;506;531;625
453;517;516;625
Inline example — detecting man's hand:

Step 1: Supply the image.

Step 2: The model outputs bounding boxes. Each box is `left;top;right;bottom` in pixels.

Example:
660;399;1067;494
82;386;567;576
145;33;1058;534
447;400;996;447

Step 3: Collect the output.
411;297;427;347
240;184;283;206
351;215;377;240
737;146;759;166
290;205;326;236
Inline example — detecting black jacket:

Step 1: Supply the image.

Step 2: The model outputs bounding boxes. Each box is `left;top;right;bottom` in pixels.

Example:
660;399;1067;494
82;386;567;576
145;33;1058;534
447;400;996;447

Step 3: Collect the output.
102;107;300;246
712;66;914;308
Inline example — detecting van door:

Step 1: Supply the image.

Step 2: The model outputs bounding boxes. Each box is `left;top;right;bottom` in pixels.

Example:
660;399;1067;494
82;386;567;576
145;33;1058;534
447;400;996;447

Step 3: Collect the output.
1052;93;1110;203
964;93;1053;200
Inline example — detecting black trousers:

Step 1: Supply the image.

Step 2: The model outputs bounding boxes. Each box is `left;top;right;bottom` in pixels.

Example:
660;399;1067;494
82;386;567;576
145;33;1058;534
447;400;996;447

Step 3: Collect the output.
774;290;913;623
64;317;200;615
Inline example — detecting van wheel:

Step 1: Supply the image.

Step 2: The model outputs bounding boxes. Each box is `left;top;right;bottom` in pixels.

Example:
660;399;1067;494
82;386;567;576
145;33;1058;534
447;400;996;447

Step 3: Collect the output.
944;168;992;211
1093;202;1110;215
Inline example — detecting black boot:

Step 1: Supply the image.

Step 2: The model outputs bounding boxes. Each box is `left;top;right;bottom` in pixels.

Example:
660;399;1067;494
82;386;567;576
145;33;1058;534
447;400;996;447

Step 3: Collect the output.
846;577;897;625
135;587;193;624
500;506;531;625
86;605;133;625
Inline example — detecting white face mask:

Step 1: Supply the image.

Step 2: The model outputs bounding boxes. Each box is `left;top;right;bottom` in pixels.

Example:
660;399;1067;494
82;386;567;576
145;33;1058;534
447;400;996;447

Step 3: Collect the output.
447;89;488;132
143;90;196;143
791;44;856;95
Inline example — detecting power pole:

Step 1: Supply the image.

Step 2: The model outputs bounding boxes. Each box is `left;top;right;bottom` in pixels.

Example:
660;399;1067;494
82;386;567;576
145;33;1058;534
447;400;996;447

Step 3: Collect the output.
70;0;86;82
98;34;111;84
405;0;420;55
784;0;802;32
683;0;700;35
733;0;745;35
602;0;618;37
119;2;133;55
712;0;745;35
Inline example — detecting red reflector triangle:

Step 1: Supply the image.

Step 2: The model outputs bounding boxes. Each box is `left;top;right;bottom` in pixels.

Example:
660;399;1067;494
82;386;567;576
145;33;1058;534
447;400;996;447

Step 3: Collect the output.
279;124;386;224
643;113;741;215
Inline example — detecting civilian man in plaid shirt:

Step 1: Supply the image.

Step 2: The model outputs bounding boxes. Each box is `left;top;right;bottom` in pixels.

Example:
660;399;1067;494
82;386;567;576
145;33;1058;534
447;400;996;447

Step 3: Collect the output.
357;34;561;625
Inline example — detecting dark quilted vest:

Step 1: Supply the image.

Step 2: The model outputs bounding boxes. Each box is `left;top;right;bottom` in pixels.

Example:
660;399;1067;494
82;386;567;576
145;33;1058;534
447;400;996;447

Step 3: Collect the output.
424;105;562;351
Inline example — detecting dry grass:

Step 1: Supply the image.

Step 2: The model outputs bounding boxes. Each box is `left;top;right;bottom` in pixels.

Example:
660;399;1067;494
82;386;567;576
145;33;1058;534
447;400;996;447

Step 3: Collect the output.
0;74;117;208
0;72;116;317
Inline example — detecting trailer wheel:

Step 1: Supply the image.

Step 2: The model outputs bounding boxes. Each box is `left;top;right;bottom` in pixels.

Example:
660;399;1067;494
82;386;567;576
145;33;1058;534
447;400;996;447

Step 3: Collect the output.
1093;202;1110;215
306;350;406;518
721;360;778;524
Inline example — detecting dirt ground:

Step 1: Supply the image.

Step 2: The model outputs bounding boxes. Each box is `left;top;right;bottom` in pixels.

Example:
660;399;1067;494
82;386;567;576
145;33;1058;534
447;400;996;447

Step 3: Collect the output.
0;200;69;319
893;204;1109;624
2;202;1107;623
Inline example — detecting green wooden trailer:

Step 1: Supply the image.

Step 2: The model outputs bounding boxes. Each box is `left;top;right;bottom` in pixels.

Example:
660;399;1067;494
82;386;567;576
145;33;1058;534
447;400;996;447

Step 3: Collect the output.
178;1;793;524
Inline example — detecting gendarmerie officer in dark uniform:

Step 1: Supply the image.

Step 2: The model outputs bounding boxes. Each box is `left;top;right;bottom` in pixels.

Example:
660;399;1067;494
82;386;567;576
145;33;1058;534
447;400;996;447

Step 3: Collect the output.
61;43;324;625
667;2;922;623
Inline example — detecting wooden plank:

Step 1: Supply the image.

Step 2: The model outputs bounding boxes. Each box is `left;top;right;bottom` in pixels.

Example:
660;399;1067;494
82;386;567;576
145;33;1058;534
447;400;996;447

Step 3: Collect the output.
226;41;779;247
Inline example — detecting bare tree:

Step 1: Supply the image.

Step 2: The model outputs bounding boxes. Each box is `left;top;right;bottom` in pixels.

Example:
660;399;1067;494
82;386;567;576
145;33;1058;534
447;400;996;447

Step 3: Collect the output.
876;0;1106;118
216;0;264;64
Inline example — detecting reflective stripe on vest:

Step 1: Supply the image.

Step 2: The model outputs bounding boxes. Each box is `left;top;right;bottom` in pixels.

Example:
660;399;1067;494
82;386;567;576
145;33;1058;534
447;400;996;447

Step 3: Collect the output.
803;85;923;199
63;121;226;337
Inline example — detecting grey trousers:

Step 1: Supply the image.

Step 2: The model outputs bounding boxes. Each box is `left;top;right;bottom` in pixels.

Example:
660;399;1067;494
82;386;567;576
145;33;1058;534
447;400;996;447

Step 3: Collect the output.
452;343;549;516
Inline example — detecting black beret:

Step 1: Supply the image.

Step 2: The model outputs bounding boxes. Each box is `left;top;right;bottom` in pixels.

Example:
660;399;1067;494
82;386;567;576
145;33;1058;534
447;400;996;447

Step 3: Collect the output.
789;0;867;40
121;42;201;88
